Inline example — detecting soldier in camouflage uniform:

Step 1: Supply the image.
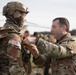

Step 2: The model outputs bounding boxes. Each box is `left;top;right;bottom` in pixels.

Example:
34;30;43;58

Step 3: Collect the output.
24;17;76;75
0;1;29;75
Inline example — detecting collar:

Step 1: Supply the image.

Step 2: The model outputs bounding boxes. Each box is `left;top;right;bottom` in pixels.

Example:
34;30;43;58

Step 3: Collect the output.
56;33;71;43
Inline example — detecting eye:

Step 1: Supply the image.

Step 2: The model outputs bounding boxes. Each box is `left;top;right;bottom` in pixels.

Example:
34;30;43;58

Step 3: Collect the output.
52;25;56;29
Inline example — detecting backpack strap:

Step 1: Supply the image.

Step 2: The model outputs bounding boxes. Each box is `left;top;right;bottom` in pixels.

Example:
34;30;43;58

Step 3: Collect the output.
0;27;20;39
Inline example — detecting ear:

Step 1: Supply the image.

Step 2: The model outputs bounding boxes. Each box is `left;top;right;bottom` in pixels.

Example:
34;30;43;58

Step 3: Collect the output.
62;25;67;31
13;11;21;18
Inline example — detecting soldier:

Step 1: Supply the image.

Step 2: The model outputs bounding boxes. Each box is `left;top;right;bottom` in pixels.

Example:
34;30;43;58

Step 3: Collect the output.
33;32;41;38
24;17;76;75
23;30;30;39
0;1;29;75
22;30;32;75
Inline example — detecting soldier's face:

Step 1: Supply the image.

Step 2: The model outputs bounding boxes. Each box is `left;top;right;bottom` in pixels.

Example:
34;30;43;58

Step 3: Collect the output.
21;13;26;24
14;12;27;27
51;20;63;40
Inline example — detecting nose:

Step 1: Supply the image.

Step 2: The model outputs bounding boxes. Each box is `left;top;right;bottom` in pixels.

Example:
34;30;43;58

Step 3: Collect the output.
24;17;26;22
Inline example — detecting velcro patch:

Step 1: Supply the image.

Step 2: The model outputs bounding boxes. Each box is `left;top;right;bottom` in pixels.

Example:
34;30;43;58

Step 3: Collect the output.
9;40;21;49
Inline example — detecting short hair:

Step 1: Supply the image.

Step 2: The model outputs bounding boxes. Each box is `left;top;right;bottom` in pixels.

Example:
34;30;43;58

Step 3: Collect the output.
24;30;29;33
53;17;70;32
33;32;39;36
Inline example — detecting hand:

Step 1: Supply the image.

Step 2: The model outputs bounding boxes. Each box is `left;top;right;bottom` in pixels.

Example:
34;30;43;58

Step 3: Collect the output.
24;36;36;45
25;44;39;58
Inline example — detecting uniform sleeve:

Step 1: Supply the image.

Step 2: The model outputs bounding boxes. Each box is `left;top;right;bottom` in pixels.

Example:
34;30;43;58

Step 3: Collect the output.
7;33;22;58
33;38;76;66
37;38;76;58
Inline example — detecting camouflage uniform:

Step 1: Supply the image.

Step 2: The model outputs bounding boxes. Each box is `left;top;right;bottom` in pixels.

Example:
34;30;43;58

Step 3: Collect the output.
1;23;26;75
0;1;29;75
33;33;76;75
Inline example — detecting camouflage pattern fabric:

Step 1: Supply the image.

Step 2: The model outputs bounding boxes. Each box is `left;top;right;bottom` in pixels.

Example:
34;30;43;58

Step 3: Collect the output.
33;33;76;75
0;23;27;75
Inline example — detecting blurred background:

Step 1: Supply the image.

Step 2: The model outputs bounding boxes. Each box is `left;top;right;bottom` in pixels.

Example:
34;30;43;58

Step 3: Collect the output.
0;0;76;34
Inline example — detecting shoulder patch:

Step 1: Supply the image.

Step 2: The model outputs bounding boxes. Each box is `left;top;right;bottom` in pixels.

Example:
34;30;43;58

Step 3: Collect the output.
9;40;21;49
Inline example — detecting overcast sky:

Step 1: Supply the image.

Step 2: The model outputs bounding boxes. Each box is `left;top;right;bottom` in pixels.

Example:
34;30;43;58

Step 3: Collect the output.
0;0;76;34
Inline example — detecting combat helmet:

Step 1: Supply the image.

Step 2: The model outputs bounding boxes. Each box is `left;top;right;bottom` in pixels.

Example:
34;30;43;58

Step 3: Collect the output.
3;1;29;17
